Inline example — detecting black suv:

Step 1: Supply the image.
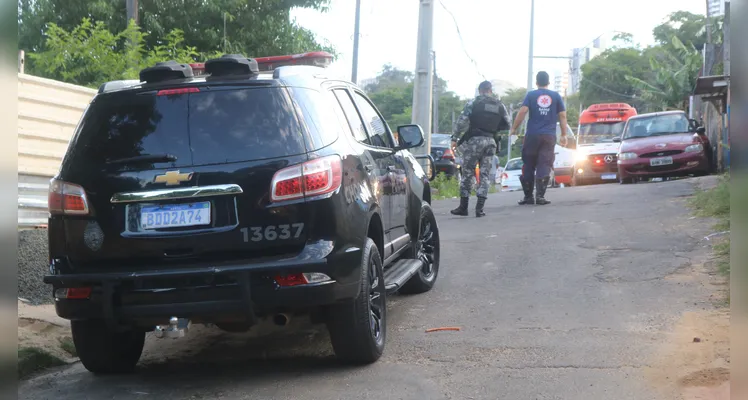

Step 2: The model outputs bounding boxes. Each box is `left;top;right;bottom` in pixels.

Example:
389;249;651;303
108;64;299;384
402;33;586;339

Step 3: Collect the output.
44;55;441;373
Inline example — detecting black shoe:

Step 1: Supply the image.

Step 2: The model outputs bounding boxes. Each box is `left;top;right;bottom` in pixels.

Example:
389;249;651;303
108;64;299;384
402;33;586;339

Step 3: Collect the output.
475;196;487;217
518;176;534;205
451;197;469;216
535;177;551;205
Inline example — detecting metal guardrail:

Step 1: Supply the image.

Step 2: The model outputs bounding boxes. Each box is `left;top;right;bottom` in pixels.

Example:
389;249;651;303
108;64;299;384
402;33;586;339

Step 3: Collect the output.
18;174;50;227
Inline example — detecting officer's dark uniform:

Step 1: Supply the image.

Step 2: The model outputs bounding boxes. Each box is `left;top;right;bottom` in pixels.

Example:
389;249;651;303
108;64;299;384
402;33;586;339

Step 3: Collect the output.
450;81;510;217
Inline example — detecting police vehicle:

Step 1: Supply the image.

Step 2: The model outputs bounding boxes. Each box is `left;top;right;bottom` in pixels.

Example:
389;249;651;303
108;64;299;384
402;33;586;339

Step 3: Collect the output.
44;52;440;373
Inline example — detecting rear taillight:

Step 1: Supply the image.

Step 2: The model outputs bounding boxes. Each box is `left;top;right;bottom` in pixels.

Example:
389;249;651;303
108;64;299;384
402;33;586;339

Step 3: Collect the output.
442;148;455;161
270;155;343;202
48;179;90;215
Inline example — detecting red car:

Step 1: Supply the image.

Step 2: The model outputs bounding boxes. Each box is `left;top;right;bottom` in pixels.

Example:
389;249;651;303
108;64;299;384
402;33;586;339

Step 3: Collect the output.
615;110;712;184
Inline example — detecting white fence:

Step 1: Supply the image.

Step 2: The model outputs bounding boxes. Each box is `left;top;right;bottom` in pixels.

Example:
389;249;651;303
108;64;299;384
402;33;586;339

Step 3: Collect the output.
17;73;97;227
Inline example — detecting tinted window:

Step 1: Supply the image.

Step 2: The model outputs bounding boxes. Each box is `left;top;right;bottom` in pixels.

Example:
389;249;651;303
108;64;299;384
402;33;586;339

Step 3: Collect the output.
326;90;355;138
288;87;340;150
333;89;369;143
353;92;393;148
189;88;307;164
66;87;308;170
66;92;193;170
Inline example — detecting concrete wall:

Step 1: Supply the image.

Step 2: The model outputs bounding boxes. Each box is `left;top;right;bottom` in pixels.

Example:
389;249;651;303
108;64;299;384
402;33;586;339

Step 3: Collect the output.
17;73;97;226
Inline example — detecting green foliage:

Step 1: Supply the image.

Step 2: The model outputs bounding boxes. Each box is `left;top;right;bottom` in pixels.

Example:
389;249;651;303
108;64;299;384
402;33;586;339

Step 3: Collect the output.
652;11;723;51
364;64;466;133
625;36;703;111
579;47;652;109
29;18;200;88
19;0;335;78
688;174;730;229
431;173;460;200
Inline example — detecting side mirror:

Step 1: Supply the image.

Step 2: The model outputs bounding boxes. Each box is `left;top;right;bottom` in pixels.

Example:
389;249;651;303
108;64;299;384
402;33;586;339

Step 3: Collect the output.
612;137;622;143
396;124;425;150
696;126;706;135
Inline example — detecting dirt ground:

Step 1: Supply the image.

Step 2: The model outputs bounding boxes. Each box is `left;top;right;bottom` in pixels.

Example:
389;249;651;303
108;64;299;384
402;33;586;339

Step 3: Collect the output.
644;256;731;400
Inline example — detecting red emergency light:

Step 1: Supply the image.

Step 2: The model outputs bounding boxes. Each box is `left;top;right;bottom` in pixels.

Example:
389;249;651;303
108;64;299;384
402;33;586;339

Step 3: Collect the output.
189;51;333;77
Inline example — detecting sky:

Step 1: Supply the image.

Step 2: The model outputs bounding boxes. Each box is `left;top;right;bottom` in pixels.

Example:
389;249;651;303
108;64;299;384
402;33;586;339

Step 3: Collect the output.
291;0;707;98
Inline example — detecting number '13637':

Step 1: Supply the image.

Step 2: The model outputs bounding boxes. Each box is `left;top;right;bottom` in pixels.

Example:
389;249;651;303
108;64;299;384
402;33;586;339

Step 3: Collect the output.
241;223;304;242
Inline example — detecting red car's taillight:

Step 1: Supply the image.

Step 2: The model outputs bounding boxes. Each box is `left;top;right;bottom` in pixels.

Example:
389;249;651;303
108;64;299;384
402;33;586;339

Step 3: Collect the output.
270;155;343;202
442;148;455;161
48;178;90;215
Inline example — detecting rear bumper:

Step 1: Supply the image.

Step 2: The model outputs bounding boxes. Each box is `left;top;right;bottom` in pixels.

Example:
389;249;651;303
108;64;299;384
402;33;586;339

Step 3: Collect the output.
434;161;459;177
618;152;708;178
44;240;362;324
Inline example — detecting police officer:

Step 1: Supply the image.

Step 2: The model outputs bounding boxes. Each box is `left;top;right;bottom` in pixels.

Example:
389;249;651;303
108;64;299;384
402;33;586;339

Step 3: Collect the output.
509;71;568;205
450;80;510;217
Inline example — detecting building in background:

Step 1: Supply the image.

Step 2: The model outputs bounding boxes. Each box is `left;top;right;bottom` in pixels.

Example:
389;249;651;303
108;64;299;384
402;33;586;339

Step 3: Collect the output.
567;37;607;95
553;71;569;96
707;0;725;16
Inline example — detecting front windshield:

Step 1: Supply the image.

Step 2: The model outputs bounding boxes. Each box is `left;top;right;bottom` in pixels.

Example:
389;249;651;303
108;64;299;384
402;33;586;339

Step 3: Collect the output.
578;122;625;144
622;114;691;139
505;159;523;171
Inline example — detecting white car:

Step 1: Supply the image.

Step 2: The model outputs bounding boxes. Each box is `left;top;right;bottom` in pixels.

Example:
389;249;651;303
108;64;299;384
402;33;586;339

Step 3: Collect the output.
500;157;554;192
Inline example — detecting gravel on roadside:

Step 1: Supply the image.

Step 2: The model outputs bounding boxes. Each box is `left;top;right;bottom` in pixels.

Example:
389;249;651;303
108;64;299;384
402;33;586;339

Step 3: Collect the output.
18;229;53;305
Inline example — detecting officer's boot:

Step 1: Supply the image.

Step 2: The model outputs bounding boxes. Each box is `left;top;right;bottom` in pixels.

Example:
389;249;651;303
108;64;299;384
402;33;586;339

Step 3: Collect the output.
518;176;535;205
450;197;469;216
475;196;487;217
535;176;551;205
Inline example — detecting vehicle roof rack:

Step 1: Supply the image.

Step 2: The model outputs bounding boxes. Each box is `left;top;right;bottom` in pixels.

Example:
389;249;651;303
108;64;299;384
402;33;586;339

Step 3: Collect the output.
204;54;259;77
98;79;142;94
139;60;194;83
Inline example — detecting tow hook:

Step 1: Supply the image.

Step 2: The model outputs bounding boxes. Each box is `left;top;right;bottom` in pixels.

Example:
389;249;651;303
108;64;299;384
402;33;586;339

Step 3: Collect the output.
154;317;190;339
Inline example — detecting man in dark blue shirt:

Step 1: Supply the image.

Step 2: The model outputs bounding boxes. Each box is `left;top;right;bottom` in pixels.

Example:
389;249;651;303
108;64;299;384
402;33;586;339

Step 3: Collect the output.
509;71;568;205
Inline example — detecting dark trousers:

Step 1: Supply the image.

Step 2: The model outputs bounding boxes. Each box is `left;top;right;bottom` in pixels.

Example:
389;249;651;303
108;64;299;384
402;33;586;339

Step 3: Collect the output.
521;133;556;182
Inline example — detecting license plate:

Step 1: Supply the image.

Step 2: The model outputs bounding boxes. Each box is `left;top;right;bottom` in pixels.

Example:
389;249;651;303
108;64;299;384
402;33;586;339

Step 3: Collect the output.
140;202;211;230
601;173;617;180
650;156;674;166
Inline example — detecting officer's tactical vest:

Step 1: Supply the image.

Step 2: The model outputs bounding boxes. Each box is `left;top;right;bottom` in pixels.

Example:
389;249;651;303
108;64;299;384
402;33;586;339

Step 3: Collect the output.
469;96;506;134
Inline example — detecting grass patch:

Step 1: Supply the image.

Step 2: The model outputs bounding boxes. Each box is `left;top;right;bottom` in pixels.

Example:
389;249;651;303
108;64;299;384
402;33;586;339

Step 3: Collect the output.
687;173;730;303
18;347;66;380
430;172;496;200
58;337;77;358
688;174;730;230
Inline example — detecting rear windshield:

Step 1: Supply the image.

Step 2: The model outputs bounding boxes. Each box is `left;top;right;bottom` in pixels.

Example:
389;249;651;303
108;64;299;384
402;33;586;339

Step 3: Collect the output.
65;87;308;170
505;159;523;170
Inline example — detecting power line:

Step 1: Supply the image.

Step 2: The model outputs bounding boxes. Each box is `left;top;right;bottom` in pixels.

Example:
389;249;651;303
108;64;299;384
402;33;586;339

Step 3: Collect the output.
437;0;486;81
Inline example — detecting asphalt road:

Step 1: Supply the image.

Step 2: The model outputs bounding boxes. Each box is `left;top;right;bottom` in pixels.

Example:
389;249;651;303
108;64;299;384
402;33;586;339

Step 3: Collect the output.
20;178;721;400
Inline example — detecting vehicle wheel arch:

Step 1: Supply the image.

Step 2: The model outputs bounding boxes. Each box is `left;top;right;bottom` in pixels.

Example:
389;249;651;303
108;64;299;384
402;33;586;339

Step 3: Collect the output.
365;207;385;262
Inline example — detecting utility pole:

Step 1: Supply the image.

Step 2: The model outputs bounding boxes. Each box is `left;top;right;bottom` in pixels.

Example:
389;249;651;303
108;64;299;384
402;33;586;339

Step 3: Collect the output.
126;0;139;24
432;51;440;133
412;0;435;160
723;1;730;76
526;0;535;91
351;0;362;84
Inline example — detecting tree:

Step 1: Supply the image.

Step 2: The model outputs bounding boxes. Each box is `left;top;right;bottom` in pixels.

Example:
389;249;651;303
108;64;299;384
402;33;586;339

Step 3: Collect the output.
626;36;702;111
29;19;201;88
19;0;335;76
365;64;466;134
652;11;723;52
579;47;653;111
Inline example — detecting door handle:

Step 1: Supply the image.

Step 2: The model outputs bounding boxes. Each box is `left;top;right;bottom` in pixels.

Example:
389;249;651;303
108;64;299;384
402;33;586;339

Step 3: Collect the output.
387;165;396;172
364;164;373;172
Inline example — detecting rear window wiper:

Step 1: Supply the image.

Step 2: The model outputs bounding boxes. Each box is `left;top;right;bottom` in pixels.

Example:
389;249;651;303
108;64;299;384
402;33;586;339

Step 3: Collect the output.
105;154;178;166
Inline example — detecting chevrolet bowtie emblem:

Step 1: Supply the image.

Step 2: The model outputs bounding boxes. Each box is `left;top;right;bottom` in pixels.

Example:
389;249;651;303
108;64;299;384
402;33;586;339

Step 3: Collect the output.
154;170;193;186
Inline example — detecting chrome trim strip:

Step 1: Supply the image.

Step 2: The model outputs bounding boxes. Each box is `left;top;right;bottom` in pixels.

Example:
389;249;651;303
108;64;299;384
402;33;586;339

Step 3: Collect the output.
110;184;243;204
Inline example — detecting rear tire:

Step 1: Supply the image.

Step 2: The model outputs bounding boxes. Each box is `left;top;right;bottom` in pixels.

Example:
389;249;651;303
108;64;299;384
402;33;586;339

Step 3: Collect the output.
400;202;440;295
327;238;386;364
71;320;145;374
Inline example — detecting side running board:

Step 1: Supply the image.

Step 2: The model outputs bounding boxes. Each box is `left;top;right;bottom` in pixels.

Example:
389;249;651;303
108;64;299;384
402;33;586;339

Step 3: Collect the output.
383;258;425;293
